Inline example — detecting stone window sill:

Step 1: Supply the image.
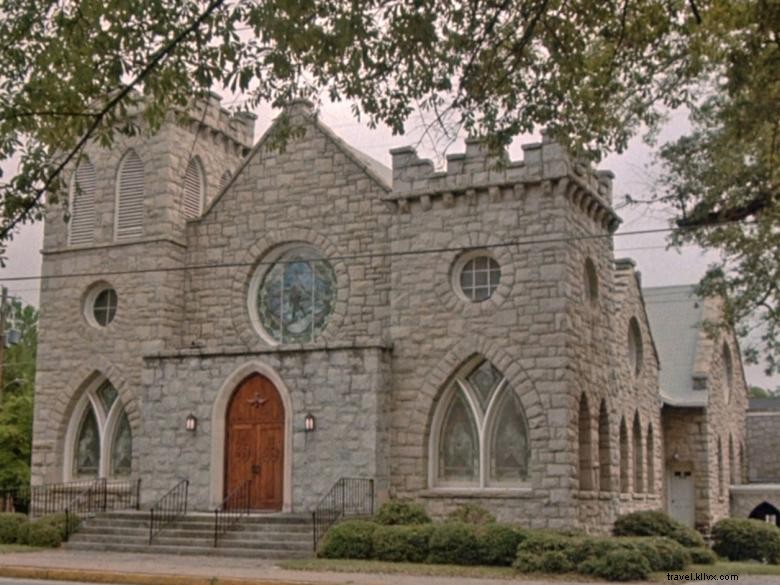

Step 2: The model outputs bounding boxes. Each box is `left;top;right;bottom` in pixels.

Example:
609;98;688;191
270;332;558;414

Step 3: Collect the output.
420;487;533;499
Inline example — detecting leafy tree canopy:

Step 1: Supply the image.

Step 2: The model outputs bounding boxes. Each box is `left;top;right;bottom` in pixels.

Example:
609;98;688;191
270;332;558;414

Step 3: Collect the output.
0;0;776;369
0;300;37;488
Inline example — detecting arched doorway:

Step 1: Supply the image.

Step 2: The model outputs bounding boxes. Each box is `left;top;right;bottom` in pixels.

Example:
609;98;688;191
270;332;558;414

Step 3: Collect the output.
225;373;285;510
748;502;780;527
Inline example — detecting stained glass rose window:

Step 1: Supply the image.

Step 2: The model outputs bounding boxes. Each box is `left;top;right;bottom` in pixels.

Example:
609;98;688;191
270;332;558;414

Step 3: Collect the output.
255;247;336;343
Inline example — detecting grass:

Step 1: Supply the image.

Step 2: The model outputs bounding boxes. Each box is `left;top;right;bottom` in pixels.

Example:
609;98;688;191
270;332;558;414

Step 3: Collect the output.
0;544;40;553
655;562;780;580
278;558;597;581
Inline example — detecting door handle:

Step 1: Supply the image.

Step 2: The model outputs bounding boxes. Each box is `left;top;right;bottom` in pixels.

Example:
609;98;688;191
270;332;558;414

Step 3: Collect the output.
252;464;261;475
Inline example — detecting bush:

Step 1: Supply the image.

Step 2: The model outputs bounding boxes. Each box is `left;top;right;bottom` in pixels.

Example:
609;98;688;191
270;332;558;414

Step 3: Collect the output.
539;550;575;573
513;552;543;573
375;499;431;526
0;513;27;544
627;536;691;571
711;518;780;564
446;504;496;526
475;523;525;566
36;512;80;539
26;522;62;548
613;510;706;548
16;522;31;545
570;536;625;564
516;530;577;556
689;546;718;565
372;525;434;563
319;520;377;559
427;522;479;565
579;548;652;582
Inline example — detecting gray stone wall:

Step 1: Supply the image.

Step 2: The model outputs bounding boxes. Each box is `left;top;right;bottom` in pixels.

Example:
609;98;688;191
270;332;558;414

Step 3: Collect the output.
747;411;780;482
731;485;780;520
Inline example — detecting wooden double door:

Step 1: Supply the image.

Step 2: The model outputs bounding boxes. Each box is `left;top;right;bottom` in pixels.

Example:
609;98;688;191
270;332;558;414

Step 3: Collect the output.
225;374;285;510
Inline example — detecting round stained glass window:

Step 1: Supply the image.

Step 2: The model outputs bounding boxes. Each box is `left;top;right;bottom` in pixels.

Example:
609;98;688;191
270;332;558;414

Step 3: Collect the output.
255;247;336;343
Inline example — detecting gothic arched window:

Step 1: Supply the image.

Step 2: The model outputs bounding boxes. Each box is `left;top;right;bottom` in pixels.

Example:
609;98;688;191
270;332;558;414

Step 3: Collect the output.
430;358;530;488
183;157;205;219
67;379;133;479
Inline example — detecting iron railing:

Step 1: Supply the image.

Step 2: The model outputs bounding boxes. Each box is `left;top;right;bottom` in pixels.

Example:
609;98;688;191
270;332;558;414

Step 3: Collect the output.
0;485;31;515
148;479;189;545
312;477;374;551
63;479;107;539
213;478;252;547
29;478;141;518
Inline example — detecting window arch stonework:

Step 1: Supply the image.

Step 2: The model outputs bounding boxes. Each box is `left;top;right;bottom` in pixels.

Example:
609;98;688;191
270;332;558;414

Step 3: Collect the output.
64;377;133;480
429;358;531;489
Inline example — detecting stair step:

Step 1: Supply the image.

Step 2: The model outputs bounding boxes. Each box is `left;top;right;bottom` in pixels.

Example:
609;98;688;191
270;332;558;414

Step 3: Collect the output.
69;534;311;550
63;541;311;558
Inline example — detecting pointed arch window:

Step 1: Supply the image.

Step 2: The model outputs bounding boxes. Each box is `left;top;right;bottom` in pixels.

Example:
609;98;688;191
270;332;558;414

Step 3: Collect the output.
619;417;630;493
219;170;232;192
646;422;655;494
66;379;133;479
115;149;145;239
183;157;205;219
633;412;644;493
430;358;530;488
578;393;595;491
598;400;612;492
69;159;97;246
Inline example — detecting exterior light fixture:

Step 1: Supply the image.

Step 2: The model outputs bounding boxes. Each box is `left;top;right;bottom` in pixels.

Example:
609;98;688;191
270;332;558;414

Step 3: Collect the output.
185;414;197;432
304;413;316;432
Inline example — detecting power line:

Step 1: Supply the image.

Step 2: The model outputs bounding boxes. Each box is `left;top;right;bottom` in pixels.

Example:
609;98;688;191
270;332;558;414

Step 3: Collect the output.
0;221;746;285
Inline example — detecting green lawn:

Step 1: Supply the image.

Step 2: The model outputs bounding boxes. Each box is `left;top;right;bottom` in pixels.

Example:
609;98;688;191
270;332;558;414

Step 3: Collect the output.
0;544;40;553
281;558;780;582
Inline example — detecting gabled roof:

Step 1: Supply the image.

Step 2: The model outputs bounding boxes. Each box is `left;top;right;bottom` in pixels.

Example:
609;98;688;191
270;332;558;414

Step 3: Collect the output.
643;285;708;407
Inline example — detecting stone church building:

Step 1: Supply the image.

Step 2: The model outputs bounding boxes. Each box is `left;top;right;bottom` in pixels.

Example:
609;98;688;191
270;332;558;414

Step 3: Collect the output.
31;96;755;534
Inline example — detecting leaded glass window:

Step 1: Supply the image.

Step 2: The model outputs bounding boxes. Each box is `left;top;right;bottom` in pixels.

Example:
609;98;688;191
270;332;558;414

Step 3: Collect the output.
432;359;530;488
255;247;336;343
438;392;478;483
75;408;100;477
111;411;132;476
68;378;133;479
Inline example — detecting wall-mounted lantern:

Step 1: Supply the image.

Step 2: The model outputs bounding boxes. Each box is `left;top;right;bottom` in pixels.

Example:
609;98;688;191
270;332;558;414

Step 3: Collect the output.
185;414;198;432
304;413;316;433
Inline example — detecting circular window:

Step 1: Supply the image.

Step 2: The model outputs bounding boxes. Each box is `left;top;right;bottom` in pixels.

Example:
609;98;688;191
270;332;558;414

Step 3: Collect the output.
85;285;118;328
251;246;336;343
628;317;643;376
454;252;501;302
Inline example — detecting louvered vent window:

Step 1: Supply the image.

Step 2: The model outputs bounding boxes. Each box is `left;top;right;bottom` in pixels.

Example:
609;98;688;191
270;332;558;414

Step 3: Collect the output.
69;160;97;245
219;170;232;192
183;157;204;219
115;150;145;239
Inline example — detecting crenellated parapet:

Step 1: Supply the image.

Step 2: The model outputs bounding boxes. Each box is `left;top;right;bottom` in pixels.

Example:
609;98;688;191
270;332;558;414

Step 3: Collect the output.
386;134;621;233
183;91;256;156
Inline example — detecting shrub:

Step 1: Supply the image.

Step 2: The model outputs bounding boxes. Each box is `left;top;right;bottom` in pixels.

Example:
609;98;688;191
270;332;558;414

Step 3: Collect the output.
570;536;625;564
26;522;62;548
319;520;377;559
0;513;27;544
580;548;652;582
16;522;31;545
446;504;496;526
689;546;718;565
427;521;479;565
627;536;691;571
539;550;575;573
516;530;577;556
475;523;525;566
36;512;80;539
613;510;705;548
372;524;434;563
513;552;543;573
711;518;780;564
375;499;431;526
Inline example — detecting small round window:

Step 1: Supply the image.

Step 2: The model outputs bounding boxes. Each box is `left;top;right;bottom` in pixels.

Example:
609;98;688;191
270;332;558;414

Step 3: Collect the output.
456;253;501;302
251;246;336;344
85;285;118;328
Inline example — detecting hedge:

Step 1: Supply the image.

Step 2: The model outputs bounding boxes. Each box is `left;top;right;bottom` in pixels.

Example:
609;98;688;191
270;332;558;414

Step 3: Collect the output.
319;520;377;559
446;504;496;526
0;513;27;544
578;548;652;581
711;518;780;564
375;500;431;526
427;521;480;565
475;523;525;566
613;510;705;548
372;524;434;563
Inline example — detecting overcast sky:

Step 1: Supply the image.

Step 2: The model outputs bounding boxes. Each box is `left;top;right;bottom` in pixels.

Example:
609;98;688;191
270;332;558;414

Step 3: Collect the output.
0;99;775;390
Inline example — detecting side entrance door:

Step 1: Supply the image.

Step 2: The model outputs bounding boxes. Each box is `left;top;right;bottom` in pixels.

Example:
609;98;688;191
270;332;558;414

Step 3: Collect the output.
667;470;695;528
225;373;284;510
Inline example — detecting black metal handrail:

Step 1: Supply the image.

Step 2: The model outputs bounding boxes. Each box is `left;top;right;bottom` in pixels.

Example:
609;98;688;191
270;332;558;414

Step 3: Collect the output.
64;478;106;539
214;478;252;547
312;477;374;551
28;478;141;518
148;479;189;545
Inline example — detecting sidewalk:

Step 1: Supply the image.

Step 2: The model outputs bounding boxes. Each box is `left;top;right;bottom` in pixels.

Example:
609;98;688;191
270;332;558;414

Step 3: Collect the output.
0;549;543;585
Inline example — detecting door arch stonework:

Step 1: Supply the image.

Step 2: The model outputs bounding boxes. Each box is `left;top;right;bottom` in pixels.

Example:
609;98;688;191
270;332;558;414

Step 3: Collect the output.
210;362;293;511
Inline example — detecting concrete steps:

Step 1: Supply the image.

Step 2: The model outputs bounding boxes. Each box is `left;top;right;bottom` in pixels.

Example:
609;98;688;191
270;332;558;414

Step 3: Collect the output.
64;511;314;558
